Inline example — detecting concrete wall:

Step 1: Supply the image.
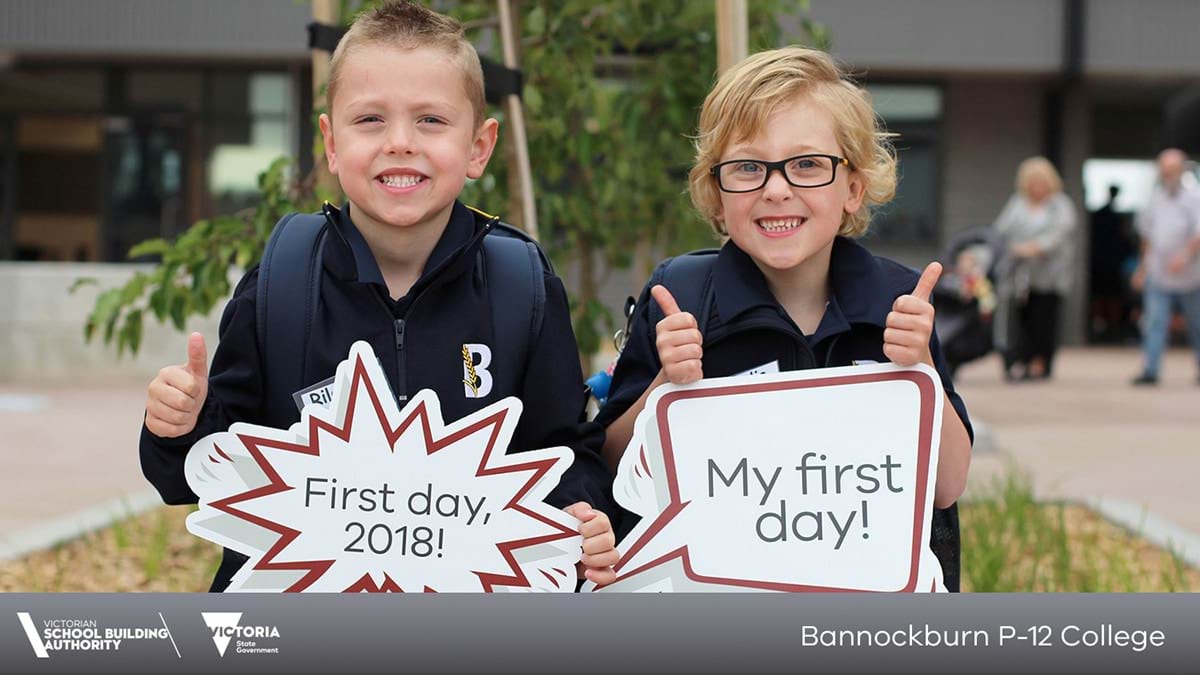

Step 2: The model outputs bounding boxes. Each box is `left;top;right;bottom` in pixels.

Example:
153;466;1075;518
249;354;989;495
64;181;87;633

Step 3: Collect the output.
804;0;1200;79
940;79;1046;238
0;0;311;59
1085;0;1200;77
0;263;224;384
805;0;1063;75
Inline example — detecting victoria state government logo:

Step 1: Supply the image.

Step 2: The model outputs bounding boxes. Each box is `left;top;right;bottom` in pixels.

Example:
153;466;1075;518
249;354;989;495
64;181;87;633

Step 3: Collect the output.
201;612;281;656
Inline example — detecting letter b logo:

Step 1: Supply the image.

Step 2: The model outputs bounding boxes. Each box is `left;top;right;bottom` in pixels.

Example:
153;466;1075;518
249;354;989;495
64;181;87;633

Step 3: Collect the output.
462;343;493;399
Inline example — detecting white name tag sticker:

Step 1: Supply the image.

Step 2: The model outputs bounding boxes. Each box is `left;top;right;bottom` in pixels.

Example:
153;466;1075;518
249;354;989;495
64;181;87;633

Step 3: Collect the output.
736;360;780;377
293;376;335;413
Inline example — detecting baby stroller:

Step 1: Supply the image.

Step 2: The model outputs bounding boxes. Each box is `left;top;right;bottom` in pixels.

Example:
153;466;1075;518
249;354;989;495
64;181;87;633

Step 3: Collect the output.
932;227;1003;377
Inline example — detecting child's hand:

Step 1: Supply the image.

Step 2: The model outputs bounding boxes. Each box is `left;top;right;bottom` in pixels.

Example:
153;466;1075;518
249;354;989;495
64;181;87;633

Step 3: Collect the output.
564;502;618;586
145;332;209;438
651;285;703;384
883;262;942;368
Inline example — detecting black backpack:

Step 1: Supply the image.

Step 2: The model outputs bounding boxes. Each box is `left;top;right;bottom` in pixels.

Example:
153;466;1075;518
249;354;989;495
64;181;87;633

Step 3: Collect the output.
622;248;962;592
253;208;548;429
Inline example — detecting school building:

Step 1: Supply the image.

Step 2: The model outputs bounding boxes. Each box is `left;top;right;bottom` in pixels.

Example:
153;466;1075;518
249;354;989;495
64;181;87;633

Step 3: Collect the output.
1;0;1198;381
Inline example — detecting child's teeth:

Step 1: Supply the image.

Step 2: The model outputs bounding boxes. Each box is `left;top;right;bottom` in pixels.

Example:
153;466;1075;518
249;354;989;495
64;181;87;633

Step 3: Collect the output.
759;218;802;231
382;175;421;187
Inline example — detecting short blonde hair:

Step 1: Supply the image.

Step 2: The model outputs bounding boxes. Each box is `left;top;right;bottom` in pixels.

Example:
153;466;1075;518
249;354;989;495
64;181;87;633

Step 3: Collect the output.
327;0;485;128
688;46;897;238
1015;156;1063;197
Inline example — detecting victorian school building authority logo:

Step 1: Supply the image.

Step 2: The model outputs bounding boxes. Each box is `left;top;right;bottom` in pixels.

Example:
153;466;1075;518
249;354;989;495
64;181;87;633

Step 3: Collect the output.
17;611;178;658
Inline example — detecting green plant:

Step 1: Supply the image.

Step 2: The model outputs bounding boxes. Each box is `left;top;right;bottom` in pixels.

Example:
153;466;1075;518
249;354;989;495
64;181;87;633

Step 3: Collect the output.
75;159;328;355
960;468;1195;592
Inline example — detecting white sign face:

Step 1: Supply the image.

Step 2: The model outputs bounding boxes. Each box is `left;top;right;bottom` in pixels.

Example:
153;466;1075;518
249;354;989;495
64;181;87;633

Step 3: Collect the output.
591;363;946;593
184;341;582;592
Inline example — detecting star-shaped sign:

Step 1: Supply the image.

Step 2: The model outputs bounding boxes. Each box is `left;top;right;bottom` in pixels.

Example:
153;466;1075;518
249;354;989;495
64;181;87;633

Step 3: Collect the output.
185;341;581;592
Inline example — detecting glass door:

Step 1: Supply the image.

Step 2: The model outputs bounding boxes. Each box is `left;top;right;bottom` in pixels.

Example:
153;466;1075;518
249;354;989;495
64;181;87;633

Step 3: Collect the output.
102;109;187;261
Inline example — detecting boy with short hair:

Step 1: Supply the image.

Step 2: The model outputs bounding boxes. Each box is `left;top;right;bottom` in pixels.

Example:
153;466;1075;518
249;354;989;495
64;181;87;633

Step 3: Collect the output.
142;0;617;591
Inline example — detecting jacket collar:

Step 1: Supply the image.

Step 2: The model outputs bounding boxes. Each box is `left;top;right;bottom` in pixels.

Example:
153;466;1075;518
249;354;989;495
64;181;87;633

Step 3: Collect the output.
712;235;894;331
322;200;490;292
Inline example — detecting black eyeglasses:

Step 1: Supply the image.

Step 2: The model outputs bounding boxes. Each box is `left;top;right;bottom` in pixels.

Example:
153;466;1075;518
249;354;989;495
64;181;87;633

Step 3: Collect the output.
709;153;852;193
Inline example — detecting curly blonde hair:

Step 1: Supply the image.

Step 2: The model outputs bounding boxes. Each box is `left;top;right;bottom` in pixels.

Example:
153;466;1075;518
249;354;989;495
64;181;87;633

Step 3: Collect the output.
327;0;485;128
688;46;897;238
1014;156;1063;198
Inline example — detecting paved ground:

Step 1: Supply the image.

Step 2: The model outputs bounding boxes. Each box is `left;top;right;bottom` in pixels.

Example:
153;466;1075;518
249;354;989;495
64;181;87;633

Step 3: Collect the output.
0;380;160;560
2;346;1198;565
956;347;1200;564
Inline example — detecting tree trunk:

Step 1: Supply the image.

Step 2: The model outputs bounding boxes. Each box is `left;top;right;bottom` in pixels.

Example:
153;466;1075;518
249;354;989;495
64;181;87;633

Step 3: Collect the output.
577;236;597;375
312;0;341;198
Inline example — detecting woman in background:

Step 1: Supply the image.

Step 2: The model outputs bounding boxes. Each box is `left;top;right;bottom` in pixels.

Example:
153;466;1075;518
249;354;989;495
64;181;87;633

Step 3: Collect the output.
992;157;1077;381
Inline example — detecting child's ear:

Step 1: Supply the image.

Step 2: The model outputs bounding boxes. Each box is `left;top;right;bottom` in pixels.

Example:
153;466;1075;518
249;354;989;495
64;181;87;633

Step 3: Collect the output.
318;113;338;175
467;118;500;180
843;168;866;215
711;197;729;235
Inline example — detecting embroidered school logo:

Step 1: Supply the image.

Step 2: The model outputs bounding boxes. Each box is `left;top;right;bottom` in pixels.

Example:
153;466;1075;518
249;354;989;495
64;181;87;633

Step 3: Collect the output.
462;343;494;398
201;612;280;656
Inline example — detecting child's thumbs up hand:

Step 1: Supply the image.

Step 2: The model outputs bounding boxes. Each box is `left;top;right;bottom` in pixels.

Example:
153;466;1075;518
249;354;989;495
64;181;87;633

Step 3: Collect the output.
883;262;942;368
145;332;210;438
651;285;703;384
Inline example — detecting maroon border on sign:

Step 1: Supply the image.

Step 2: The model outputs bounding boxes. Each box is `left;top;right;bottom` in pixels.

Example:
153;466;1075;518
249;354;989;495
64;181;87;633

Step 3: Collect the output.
612;370;937;593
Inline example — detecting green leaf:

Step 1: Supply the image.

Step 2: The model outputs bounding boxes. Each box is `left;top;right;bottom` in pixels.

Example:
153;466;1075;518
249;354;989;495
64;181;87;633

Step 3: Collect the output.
123;309;144;355
526;5;546;34
68;277;98;294
169;293;187;331
119;273;149;306
127;238;170;259
149;286;167;321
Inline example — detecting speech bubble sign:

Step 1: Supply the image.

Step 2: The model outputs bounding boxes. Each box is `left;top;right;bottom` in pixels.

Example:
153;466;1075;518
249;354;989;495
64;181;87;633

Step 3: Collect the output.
594;363;945;593
184;341;582;592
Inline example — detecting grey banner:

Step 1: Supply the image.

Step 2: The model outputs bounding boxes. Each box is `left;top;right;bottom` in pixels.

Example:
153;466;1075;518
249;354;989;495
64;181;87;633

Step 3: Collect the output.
1;593;1197;673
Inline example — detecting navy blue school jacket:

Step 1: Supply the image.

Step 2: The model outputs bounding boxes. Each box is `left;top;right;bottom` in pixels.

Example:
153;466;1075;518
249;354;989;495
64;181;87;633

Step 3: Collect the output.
596;236;973;591
140;200;616;591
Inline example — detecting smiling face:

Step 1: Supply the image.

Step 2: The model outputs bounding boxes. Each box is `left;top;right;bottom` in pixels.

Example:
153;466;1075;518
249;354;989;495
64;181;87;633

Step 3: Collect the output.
715;95;864;276
319;44;498;238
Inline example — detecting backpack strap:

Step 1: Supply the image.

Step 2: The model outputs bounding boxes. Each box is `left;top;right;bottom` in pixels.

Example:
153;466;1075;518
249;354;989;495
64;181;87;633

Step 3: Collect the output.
646;249;719;337
480;222;548;397
256;211;329;428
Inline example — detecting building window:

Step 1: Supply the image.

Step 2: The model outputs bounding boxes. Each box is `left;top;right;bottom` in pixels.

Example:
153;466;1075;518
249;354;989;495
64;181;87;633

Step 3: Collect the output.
206;72;293;215
15;115;103;261
866;84;943;247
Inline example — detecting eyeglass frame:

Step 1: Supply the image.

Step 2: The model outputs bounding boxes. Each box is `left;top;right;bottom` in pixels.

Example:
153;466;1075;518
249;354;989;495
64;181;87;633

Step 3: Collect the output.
708;153;853;193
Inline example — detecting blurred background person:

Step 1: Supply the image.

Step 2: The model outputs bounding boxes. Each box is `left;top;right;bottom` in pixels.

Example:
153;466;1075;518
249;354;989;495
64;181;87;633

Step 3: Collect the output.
992;157;1078;381
1130;149;1200;386
1088;185;1138;343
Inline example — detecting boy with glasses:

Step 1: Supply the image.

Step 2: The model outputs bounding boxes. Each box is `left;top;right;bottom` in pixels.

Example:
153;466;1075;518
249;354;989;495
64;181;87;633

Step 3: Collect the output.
597;46;973;590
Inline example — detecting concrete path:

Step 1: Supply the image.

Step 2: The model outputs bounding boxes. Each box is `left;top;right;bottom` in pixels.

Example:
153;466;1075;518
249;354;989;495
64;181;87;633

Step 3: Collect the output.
956;347;1200;565
0;379;159;561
